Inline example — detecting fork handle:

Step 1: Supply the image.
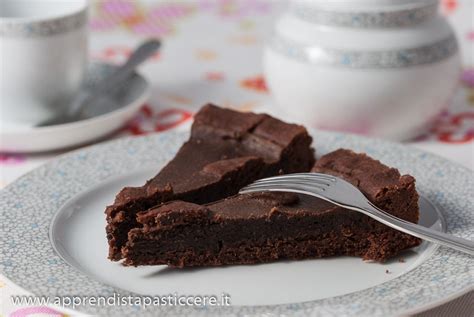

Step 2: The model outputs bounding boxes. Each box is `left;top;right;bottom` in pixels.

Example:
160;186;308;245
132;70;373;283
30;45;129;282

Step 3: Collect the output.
361;202;474;255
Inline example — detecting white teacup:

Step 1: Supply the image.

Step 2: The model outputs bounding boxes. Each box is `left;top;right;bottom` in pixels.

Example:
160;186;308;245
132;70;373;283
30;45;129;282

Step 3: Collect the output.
0;0;88;128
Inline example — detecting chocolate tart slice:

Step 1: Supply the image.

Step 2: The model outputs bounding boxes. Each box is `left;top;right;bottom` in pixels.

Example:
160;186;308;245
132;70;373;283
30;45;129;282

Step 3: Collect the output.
106;104;315;260
122;149;421;267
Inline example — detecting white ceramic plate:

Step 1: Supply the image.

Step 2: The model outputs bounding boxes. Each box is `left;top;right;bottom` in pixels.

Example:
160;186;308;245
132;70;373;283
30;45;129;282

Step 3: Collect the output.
0;62;149;153
0;130;472;316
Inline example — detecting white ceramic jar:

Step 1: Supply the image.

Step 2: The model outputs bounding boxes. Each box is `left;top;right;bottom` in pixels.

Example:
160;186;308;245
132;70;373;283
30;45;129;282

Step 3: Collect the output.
264;0;460;140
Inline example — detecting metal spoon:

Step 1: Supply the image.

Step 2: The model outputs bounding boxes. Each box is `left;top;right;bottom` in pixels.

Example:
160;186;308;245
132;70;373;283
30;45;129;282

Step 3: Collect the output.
38;39;161;127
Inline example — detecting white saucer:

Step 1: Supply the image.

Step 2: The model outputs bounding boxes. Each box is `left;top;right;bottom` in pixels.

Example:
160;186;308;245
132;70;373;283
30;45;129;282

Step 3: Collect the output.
0;62;149;153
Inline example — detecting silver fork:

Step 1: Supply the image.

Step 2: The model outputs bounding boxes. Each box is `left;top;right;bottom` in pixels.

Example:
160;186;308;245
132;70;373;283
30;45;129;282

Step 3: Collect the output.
240;173;474;255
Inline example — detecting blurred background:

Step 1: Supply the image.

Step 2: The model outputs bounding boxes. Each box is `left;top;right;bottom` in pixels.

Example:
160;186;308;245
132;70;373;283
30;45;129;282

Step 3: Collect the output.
0;1;473;316
1;0;473;179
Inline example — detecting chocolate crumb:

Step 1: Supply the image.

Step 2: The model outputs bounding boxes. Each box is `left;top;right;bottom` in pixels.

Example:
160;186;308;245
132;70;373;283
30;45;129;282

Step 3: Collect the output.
398;258;405;263
385;269;391;274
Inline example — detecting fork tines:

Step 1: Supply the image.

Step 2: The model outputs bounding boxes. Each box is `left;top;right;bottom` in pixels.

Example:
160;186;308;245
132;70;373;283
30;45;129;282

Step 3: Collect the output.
240;173;335;194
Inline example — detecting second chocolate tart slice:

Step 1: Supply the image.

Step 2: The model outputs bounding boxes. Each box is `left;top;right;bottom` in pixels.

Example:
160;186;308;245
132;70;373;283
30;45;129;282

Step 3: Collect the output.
105;104;315;260
122;149;421;267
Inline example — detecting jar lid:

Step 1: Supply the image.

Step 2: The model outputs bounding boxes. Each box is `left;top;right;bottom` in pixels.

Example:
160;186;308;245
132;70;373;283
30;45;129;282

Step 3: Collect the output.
290;0;439;28
295;0;439;12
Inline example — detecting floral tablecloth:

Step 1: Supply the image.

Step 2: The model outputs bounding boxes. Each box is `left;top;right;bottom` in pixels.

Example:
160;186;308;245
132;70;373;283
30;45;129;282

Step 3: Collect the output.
0;1;472;316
